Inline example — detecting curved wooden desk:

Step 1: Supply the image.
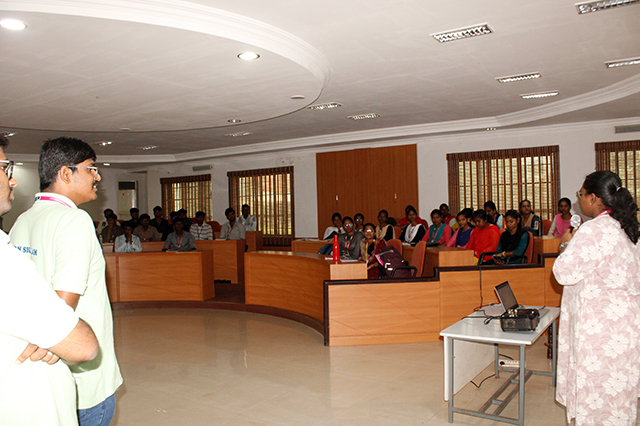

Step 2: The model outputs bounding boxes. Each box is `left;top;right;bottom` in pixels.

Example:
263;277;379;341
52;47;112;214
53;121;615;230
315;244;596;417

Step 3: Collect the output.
105;251;214;302
245;251;366;322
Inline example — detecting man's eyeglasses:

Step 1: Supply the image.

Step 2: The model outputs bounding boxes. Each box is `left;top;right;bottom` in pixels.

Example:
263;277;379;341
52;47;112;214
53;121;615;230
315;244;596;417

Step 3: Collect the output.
0;160;14;180
69;165;99;180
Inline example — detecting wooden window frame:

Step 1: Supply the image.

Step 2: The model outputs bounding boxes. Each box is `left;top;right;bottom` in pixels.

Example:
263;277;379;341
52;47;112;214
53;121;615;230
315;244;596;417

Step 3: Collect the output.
447;146;560;220
595;140;640;204
228;167;294;246
160;174;212;220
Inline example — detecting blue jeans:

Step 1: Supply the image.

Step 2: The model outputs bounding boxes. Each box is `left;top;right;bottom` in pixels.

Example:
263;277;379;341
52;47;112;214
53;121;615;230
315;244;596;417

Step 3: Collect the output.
78;394;116;426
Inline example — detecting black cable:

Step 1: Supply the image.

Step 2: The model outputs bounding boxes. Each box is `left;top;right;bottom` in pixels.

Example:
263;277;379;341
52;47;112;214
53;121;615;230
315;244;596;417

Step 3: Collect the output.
470;373;496;389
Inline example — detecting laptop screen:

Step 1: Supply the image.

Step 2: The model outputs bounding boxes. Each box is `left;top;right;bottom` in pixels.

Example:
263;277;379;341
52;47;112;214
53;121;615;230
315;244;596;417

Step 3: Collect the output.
495;281;519;311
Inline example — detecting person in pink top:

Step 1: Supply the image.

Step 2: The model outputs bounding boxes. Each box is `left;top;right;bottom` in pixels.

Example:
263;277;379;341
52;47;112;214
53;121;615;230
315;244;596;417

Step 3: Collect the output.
548;197;578;237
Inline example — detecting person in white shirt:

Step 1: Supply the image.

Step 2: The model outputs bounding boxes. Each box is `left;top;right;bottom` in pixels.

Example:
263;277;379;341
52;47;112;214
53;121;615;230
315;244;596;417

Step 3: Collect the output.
220;207;246;240
191;211;214;240
10;137;123;426
0;135;99;426
238;204;257;232
115;223;142;253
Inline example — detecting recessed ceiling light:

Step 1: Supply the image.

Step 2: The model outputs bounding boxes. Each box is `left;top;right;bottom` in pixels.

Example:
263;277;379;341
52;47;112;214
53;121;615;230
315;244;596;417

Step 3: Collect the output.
347;113;380;120
0;19;27;30
15;162;23;166
496;73;541;83
520;91;559;99
103;163;111;166
2;132;15;137
225;132;253;137
605;57;640;68
290;95;306;100
308;102;342;110
486;127;497;131
575;0;639;14
227;119;242;123
238;52;260;61
431;24;492;43
138;145;158;151
94;141;112;146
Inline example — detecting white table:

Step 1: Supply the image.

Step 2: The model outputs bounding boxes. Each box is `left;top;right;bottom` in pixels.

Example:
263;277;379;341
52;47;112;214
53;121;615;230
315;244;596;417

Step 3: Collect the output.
440;307;560;426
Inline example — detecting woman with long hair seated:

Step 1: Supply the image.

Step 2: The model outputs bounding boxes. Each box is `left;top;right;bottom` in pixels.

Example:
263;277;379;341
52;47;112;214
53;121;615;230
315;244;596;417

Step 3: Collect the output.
488;210;530;264
548;197;578;237
484;201;504;229
519;199;542;236
446;208;475;248
466;209;501;264
426;209;451;245
399;206;426;244
338;216;364;259
359;222;387;279
375;209;395;241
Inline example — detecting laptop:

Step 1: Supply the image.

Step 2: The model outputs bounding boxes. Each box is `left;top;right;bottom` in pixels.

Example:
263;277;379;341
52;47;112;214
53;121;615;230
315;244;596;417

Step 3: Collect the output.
494;281;548;318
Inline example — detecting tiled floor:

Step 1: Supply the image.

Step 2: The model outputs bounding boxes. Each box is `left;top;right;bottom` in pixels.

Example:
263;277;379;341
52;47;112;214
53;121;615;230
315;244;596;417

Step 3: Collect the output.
111;308;570;426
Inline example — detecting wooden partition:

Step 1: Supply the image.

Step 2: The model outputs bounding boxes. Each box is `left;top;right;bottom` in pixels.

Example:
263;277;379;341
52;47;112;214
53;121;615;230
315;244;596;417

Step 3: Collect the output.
316;144;418;238
533;236;560;263
245;251;366;322
403;245;474;277
324;260;559;346
246;231;263;252
197;240;245;283
105;251;214;302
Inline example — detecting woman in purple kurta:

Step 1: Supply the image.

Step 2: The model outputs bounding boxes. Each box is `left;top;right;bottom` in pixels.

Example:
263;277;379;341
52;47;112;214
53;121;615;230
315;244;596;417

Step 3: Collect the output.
553;171;640;426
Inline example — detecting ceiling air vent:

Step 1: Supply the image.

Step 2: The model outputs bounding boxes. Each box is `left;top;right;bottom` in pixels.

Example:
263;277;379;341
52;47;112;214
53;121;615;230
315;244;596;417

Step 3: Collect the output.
615;125;640;134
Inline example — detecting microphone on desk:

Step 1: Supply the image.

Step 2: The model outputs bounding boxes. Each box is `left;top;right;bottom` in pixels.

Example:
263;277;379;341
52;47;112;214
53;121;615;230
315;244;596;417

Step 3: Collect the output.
569;214;581;232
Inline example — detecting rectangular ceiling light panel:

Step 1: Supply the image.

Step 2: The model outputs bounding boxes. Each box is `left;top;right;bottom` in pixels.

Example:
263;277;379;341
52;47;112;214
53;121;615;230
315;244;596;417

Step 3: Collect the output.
496;73;541;83
431;24;492;43
575;0;640;14
605;57;640;68
520;91;559;99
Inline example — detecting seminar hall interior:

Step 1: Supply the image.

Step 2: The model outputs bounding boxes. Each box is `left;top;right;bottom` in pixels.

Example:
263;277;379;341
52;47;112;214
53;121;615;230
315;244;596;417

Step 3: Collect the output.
1;0;640;425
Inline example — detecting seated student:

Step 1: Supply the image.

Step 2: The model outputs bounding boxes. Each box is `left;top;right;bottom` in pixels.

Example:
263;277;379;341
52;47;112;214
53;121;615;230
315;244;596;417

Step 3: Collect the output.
238;204;257;232
100;213;124;243
375;209;395;241
484;201;504;229
548;197;577;237
425;209;451;245
440;203;458;230
162;220;196;251
150;206;171;241
177;209;192;232
353;213;365;233
134;213;161;242
122;207;140;230
399;207;426;244
359;223;387;279
518;199;542;236
487;210;529;264
398;204;426;228
323;212;344;240
447;208;475;248
191;211;214;240
220;207;246;240
338;216;364;259
99;208;114;233
466;209;501;264
115;223;142;253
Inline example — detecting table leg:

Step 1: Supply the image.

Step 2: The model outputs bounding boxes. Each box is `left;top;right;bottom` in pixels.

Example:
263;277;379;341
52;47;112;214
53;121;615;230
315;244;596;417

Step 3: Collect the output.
448;337;454;423
519;345;525;426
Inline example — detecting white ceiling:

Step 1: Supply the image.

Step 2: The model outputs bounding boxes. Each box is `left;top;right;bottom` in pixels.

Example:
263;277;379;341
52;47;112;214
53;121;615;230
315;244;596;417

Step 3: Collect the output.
0;0;639;164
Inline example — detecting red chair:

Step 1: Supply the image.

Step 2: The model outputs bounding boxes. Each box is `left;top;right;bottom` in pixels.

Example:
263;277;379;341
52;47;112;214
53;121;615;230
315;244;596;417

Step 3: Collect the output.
390;241;426;278
207;221;221;232
387;238;403;255
542;219;552;235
